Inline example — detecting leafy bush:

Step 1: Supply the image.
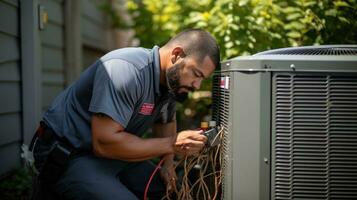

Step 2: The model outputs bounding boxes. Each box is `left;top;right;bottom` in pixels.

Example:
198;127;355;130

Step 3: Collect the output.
125;0;357;59
0;168;32;200
106;0;357;127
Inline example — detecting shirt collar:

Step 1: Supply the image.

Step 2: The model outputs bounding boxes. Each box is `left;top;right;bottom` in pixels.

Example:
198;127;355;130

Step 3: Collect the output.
152;45;162;96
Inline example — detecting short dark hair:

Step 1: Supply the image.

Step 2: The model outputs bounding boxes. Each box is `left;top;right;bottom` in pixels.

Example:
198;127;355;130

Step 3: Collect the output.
164;29;220;69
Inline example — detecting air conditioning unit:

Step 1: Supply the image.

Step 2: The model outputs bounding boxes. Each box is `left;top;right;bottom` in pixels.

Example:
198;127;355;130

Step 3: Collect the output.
212;45;357;200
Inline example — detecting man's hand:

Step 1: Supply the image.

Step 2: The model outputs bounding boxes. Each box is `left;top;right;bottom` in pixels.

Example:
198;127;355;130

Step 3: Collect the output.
160;154;177;192
174;130;207;156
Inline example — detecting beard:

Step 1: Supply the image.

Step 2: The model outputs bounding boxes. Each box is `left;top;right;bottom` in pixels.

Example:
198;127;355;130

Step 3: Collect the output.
166;61;194;102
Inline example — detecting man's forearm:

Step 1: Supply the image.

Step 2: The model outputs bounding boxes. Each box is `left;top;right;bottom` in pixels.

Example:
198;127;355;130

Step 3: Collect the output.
92;114;205;161
93;130;175;162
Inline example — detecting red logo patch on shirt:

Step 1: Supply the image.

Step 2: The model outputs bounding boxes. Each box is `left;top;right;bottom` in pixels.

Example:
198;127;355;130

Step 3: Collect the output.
139;103;155;115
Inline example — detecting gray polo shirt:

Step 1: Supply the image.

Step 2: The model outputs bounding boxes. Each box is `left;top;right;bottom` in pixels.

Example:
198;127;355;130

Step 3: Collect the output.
43;46;176;151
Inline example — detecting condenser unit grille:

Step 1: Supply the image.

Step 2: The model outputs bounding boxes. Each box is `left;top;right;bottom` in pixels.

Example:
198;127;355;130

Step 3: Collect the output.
273;73;357;199
258;46;357;55
212;74;231;198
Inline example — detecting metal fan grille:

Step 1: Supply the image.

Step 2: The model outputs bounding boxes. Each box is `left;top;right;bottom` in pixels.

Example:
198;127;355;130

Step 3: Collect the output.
212;74;231;199
273;73;357;199
258;46;357;55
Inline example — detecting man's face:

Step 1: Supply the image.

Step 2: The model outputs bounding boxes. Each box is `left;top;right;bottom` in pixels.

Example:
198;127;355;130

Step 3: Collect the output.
166;55;216;102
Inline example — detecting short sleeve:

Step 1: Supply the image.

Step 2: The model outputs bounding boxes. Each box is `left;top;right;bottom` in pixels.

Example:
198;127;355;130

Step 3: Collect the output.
89;59;141;127
155;99;176;124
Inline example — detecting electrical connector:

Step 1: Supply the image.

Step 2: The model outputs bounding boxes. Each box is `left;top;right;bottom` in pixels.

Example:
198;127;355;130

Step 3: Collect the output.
203;126;221;147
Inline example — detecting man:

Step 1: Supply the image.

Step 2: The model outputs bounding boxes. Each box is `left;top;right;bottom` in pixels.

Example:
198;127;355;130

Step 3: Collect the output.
31;29;220;199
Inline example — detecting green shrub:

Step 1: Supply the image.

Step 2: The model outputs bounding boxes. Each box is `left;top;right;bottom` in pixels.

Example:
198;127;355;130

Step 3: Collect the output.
0;168;32;200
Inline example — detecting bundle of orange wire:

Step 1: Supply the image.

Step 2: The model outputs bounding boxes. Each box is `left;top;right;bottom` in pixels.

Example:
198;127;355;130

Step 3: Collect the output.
163;127;224;200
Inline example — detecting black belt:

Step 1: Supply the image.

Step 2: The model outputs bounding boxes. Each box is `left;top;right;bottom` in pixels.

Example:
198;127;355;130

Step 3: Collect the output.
30;121;74;152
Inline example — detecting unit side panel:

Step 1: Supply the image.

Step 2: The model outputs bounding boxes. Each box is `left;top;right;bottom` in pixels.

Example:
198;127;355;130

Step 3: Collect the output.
231;72;264;200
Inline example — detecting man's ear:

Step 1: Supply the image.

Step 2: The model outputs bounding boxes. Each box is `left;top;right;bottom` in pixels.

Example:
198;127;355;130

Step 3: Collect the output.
170;46;184;64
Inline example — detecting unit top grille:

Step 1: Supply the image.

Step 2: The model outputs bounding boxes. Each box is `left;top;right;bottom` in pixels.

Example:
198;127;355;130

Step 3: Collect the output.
221;45;357;72
256;45;357;56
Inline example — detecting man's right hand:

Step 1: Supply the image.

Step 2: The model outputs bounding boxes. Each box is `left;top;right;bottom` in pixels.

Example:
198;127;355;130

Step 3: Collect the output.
173;130;207;156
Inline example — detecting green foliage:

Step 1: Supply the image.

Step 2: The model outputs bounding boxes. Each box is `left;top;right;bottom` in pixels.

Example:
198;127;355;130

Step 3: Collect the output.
0;168;32;200
125;0;356;59
111;0;357;127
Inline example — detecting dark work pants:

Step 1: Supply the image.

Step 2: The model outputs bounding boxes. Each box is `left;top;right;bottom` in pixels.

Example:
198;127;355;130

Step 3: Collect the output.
32;136;165;200
54;155;165;200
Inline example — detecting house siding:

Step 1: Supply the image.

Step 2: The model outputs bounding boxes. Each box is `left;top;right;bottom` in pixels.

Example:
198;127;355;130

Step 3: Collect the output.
39;0;65;113
0;0;22;175
0;0;127;176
